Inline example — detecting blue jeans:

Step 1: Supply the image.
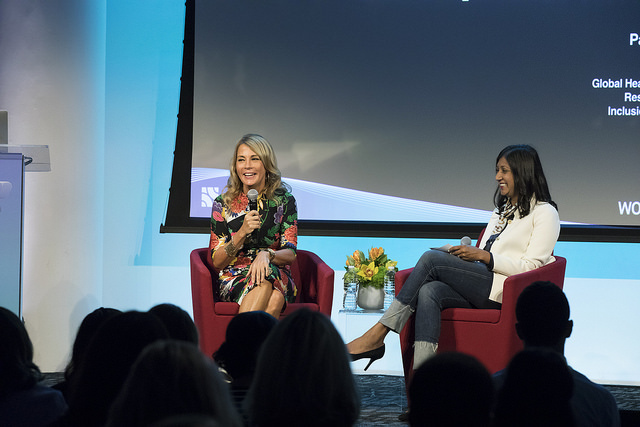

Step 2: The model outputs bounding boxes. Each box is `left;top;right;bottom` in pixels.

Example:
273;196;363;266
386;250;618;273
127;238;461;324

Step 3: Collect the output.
380;250;499;343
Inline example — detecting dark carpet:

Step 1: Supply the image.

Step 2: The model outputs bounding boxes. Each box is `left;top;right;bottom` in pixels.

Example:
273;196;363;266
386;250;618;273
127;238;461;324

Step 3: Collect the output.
354;375;640;427
42;373;640;426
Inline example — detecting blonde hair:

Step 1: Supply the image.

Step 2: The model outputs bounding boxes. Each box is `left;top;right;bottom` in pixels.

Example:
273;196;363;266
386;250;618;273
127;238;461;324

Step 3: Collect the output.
222;134;286;205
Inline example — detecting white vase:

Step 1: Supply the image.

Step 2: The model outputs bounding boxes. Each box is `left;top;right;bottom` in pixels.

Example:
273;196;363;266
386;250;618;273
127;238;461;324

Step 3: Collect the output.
357;285;385;310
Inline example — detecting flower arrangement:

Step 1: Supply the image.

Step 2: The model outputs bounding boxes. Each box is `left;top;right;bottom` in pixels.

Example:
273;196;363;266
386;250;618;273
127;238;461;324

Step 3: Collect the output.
345;247;398;289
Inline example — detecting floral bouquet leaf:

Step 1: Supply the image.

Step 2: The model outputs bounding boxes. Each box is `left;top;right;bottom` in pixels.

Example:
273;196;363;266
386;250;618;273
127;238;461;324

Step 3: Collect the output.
345;247;398;289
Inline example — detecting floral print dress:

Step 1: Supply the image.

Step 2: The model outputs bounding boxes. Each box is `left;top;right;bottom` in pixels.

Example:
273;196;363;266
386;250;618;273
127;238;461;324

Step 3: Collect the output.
209;189;298;305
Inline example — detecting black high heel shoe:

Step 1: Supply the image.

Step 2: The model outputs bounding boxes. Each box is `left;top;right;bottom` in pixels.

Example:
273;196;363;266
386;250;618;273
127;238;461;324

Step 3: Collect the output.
350;344;385;371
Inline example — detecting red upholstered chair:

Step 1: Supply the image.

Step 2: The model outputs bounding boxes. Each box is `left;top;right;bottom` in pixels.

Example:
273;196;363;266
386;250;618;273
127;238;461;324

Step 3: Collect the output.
190;248;334;357
395;231;567;392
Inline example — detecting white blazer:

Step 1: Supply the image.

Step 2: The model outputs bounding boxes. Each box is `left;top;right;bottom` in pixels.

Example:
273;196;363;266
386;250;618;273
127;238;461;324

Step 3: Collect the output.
479;200;560;303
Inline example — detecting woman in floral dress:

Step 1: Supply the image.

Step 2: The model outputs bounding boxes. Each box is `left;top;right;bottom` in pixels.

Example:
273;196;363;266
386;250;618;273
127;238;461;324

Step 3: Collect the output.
209;134;298;318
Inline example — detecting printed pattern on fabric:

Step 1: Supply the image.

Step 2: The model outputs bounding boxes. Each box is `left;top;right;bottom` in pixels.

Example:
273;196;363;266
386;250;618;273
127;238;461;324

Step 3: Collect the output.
210;191;298;304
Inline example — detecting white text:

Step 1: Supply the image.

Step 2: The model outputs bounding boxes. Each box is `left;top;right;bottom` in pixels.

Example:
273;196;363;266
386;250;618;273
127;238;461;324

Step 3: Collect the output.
619;201;640;215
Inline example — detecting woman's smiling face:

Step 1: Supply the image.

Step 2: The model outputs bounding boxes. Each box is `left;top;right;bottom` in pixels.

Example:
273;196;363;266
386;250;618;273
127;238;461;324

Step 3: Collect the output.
236;143;266;193
496;156;517;204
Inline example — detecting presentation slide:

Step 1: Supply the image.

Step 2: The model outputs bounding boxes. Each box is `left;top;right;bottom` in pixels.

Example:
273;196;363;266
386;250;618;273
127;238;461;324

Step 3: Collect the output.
191;0;640;228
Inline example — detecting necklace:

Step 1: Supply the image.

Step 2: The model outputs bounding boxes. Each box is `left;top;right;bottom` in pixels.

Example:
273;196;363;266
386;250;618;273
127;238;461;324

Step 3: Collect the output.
492;201;518;235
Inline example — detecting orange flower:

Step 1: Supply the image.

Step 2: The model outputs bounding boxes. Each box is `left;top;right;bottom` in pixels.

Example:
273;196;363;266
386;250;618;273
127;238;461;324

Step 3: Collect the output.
369;247;384;261
352;250;362;267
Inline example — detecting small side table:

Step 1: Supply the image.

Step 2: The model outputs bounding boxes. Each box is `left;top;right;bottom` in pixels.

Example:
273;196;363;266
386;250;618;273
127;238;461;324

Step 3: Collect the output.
330;273;404;375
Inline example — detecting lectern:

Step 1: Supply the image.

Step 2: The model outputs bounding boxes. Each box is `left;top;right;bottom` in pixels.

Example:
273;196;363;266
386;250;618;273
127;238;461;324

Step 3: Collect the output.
0;145;50;317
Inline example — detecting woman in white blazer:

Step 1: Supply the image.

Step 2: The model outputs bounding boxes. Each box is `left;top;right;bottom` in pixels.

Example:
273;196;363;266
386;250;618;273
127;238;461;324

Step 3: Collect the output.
347;145;560;371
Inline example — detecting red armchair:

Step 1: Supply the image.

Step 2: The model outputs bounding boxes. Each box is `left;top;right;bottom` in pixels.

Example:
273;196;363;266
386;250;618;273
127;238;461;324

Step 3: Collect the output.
190;248;334;356
395;235;567;391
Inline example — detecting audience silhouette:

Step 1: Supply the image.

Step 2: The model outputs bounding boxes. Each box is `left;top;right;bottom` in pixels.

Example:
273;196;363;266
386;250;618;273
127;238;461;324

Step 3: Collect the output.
4;284;626;426
106;340;241;427
494;281;620;427
52;307;121;401
213;311;277;420
494;347;575;426
60;310;169;427
149;303;199;345
0;307;67;426
408;352;494;427
245;308;360;427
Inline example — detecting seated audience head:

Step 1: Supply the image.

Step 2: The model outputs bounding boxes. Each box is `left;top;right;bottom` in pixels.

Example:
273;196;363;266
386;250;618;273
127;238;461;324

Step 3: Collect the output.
246;309;360;427
408;352;494;427
0;307;67;424
65;310;169;427
494;347;575;427
0;307;41;397
64;308;121;381
516;281;572;351
107;340;241;427
213;310;277;382
149;303;199;345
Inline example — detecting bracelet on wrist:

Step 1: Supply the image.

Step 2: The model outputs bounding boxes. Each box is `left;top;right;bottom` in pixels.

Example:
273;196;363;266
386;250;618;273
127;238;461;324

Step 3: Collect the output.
224;238;239;257
265;248;276;262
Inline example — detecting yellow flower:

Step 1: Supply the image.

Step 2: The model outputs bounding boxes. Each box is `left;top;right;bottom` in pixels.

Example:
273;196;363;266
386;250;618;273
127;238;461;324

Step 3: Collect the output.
385;260;397;269
369;247;384;261
357;262;379;281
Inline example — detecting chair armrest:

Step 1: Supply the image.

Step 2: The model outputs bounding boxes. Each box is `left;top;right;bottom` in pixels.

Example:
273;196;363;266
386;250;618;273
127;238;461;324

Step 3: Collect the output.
315;258;335;317
190;248;218;327
502;256;567;305
395;268;413;297
295;250;334;316
499;256;567;330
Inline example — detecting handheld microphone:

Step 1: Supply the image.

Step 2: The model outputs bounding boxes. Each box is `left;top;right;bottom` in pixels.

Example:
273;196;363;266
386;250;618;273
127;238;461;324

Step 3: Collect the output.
247;189;259;211
247;189;259;241
461;236;472;246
